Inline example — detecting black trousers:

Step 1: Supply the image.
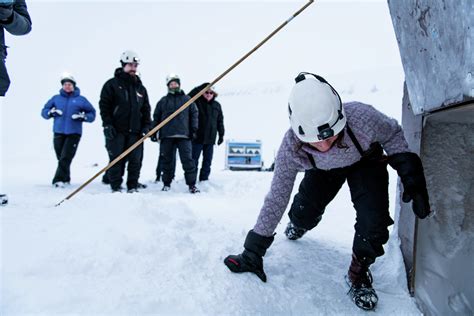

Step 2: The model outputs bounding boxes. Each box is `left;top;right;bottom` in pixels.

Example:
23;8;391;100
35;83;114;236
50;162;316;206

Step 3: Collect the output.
160;138;197;186
102;152;127;184
0;59;10;97
192;143;214;181
156;148;176;181
106;132;143;190
52;133;81;184
288;158;393;265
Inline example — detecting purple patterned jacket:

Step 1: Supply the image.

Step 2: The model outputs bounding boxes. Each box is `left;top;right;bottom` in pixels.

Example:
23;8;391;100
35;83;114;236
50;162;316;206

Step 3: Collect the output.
253;102;410;236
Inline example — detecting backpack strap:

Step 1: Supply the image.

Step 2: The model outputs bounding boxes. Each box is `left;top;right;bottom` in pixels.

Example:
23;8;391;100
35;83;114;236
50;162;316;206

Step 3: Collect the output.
346;125;365;157
306;152;317;169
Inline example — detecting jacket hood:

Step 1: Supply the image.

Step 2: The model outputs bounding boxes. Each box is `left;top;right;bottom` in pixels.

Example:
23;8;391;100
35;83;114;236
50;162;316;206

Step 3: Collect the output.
60;87;81;97
114;67;142;85
199;82;218;102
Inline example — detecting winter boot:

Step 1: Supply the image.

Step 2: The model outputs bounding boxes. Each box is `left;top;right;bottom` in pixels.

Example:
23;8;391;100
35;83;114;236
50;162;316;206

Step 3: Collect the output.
53;181;66;188
111;186;123;193
162;185;171;192
137;182;147;189
189;185;200;194
102;174;110;185
345;254;378;311
0;194;8;206
284;221;307;240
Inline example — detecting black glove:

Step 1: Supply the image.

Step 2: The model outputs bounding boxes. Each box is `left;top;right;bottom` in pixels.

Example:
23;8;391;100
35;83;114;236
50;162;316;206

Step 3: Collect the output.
71;112;87;121
388;152;431;219
48;107;63;118
217;136;224;146
103;125;117;140
150;133;158;142
141;127;150;137
224;230;274;282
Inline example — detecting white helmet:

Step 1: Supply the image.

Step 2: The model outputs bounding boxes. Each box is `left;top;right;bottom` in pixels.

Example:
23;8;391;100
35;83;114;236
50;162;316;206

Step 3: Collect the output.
166;73;180;86
60;72;76;85
288;73;345;143
120;50;140;64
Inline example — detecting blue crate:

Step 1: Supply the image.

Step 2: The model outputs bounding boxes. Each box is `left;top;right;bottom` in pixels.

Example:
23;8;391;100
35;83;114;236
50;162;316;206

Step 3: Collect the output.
225;140;263;171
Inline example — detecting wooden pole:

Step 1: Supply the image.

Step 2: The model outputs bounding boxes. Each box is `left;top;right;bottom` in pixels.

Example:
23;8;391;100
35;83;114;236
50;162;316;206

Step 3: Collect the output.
56;0;314;207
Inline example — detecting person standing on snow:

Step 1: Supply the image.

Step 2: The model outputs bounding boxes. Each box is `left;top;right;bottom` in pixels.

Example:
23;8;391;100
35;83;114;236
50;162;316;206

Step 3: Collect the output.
0;0;32;206
224;73;431;311
41;73;96;187
99;50;152;193
0;0;31;96
189;83;225;182
101;72;148;191
152;74;199;193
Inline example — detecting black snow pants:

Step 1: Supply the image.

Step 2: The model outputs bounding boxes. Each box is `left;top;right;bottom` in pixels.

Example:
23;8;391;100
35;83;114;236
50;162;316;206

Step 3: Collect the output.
192;143;214;181
52;133;81;184
106;132;143;190
288;147;393;265
160;138;197;186
156;148;176;181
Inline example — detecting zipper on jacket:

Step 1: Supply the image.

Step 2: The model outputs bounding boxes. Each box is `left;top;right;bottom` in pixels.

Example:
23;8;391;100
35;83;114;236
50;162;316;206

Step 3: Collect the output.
63;96;70;134
113;105;120;117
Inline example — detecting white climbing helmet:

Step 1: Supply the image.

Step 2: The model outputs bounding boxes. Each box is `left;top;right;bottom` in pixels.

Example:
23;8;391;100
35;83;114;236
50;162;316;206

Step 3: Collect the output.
120;50;140;64
166;73;180;86
60;72;76;85
288;73;345;143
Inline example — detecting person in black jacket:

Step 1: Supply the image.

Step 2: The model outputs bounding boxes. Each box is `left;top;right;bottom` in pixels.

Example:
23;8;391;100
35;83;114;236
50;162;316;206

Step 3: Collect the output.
189;83;224;181
152;74;199;193
0;0;31;206
0;0;32;97
99;50;151;193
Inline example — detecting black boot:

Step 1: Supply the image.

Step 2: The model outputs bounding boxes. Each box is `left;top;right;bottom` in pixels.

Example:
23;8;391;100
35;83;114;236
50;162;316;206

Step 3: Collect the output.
102;174;110;185
112;186;123;193
345;254;378;311
0;194;8;206
284;221;307;240
189;185;200;194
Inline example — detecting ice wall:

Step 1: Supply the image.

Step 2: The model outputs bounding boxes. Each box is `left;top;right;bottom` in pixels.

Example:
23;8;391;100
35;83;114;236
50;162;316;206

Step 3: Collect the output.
388;0;474;115
414;105;474;315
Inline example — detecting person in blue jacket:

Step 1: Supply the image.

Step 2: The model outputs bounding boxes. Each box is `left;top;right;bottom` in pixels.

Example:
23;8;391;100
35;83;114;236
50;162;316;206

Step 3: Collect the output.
41;73;96;187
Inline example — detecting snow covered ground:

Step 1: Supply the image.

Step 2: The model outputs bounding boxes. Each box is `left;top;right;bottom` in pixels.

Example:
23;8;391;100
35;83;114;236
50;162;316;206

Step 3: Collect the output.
1;170;421;315
1;1;421;315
